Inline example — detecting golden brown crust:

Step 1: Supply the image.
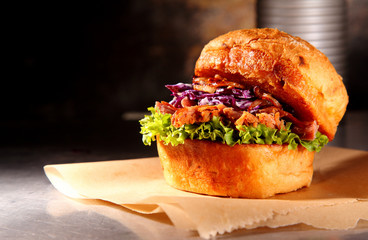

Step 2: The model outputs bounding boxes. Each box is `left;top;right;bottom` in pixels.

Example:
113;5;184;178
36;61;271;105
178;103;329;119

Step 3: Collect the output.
157;139;315;198
194;28;348;140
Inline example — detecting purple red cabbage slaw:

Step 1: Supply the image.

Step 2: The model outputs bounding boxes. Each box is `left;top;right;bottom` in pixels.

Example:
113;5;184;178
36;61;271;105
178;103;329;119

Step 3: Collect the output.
166;83;256;111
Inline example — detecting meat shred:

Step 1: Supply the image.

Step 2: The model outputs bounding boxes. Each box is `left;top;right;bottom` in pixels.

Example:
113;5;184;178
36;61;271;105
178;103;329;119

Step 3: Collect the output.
155;100;317;140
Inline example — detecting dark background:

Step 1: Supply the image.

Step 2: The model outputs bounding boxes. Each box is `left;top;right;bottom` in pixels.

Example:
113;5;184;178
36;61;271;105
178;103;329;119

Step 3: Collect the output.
2;0;368;157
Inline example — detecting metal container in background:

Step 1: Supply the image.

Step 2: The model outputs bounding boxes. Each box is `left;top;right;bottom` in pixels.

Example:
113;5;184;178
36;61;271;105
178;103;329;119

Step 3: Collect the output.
257;0;347;80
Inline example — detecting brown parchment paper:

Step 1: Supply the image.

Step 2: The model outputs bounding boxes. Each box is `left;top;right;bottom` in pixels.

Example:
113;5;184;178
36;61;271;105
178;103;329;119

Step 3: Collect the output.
44;146;368;238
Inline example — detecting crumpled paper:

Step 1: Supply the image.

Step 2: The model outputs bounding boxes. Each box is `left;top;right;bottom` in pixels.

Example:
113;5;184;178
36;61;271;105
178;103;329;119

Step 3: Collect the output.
44;146;368;238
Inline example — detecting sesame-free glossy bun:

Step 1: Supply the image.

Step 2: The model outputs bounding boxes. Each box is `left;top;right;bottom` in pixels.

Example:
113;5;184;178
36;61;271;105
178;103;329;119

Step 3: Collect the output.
194;28;348;140
157;139;314;198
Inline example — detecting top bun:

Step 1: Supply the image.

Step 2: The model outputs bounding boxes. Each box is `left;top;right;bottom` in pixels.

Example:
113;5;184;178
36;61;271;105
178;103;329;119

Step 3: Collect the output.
194;28;348;140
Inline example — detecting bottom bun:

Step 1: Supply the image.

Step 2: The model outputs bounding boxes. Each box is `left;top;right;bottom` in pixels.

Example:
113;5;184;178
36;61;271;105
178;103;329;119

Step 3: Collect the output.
157;139;315;198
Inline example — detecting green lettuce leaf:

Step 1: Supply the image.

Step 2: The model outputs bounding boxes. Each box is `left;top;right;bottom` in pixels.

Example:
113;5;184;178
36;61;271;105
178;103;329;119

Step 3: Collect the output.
139;107;329;152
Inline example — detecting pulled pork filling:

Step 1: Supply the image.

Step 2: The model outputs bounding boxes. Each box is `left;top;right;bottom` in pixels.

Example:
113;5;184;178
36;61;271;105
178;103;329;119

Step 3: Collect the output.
156;83;318;141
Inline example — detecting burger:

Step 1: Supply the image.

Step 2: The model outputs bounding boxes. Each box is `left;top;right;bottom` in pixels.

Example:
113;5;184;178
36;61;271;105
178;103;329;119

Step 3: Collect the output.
139;28;348;198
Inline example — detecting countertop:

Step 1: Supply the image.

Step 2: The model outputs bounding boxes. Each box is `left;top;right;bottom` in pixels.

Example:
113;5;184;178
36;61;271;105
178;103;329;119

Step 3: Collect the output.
1;110;368;239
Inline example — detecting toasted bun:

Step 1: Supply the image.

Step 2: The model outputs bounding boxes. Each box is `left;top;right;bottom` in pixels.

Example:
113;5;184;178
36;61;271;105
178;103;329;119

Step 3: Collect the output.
194;28;348;140
157;139;314;198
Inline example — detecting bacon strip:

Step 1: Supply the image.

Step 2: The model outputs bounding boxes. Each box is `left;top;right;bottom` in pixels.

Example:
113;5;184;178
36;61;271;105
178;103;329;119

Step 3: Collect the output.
248;87;283;112
192;76;246;93
281;111;319;140
292;121;318;141
261;93;282;108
